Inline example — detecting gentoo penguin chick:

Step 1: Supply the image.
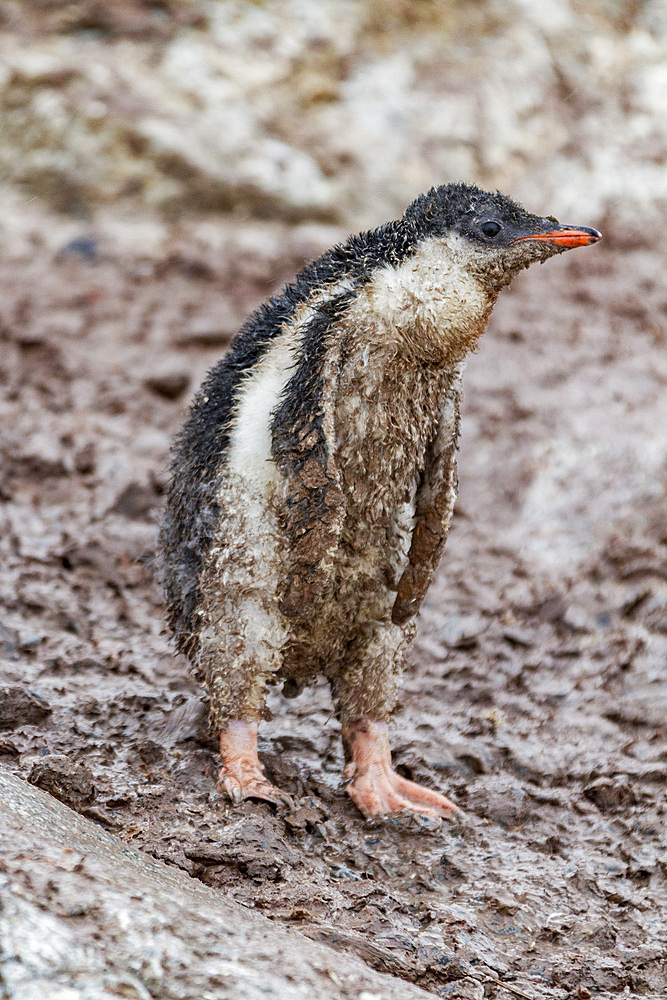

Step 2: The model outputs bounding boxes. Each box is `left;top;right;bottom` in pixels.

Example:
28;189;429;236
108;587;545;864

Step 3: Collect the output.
160;182;600;819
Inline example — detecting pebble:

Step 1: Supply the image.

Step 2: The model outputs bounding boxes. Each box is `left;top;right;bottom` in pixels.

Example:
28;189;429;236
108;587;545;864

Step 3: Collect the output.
143;370;191;400
29;755;96;808
0;686;51;731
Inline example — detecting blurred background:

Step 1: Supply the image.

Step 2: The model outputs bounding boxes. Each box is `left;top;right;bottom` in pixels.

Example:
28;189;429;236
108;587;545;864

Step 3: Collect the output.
1;0;665;231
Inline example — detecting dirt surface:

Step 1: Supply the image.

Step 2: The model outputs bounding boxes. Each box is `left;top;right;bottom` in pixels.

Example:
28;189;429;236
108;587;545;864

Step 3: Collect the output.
0;207;665;1000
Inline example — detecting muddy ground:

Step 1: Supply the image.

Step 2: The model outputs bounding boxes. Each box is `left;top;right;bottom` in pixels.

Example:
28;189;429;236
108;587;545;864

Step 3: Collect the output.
0;206;665;1000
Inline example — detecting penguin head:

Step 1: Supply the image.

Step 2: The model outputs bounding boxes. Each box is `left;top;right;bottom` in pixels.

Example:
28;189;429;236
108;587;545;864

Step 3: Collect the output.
404;183;600;292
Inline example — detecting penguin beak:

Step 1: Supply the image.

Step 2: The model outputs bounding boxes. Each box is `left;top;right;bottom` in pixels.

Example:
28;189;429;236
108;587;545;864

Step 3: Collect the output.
512;225;601;248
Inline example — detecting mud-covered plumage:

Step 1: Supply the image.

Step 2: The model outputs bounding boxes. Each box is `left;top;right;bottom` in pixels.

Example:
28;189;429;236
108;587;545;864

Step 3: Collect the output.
158;183;600;809
160;220;420;653
270;292;352;620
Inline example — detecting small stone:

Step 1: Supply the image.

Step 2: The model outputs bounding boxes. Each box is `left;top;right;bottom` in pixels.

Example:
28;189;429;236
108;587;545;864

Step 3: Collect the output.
584;777;637;812
17;432;68;478
112;480;159;520
176;325;232;348
0;623;18;660
502;627;533;648
439;978;484;1000
57;236;99;261
29;755;96;809
284;802;327;832
487;889;519;913
74;442;96;474
144;370;191;400
437;613;485;649
0;686;51;730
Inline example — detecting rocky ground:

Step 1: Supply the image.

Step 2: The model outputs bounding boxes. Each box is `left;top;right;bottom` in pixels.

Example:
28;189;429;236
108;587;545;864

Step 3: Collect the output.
1;768;434;1000
0;200;665;999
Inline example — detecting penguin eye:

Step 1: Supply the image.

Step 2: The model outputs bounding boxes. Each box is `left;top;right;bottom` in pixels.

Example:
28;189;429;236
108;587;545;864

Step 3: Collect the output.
481;220;502;238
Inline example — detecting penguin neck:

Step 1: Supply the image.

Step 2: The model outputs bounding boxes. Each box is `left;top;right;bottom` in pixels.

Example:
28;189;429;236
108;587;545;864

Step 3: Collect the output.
352;234;498;365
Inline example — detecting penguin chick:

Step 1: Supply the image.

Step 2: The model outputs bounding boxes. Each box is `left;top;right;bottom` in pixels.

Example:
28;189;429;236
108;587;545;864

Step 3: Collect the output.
159;182;600;819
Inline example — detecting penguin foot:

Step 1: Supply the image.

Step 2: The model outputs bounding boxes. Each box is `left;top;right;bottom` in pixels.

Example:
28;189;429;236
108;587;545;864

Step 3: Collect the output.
217;720;293;808
217;765;293;807
342;717;458;821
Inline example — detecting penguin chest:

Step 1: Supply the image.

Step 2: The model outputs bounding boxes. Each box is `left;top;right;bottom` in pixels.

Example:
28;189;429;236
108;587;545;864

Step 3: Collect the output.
333;350;452;582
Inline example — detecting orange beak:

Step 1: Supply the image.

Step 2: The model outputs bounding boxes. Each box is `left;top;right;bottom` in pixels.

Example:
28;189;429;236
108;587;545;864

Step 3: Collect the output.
512;225;601;248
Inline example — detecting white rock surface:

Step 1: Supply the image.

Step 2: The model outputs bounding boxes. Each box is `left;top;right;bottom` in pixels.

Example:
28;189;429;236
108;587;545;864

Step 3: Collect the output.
0;768;433;1000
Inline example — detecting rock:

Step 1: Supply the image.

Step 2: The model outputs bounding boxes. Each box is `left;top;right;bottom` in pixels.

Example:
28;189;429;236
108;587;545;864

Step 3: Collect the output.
465;778;534;828
436;613;485;650
144;369;190;400
56;236;99;262
0;624;18;661
0;686;51;730
485;889;519;914
28;755;96;809
175;324;234;347
439;979;484;1000
74;442;96;475
112;480;160;520
0;770;432;999
583;776;638;812
14;431;69;478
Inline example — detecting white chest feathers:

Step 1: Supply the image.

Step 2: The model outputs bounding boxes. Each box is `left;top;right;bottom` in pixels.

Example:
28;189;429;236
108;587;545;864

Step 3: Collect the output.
226;332;298;487
355;234;494;362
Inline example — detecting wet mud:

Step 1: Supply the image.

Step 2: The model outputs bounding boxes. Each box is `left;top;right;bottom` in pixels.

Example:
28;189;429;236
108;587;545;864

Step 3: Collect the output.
0;210;665;999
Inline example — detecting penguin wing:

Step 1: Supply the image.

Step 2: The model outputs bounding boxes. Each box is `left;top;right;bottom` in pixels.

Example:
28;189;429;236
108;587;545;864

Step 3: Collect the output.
392;396;460;625
271;294;352;620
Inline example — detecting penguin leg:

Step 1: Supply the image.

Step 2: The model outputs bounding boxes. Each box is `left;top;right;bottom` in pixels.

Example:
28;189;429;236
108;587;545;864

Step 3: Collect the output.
342;717;458;820
218;721;293;807
200;588;292;807
333;621;458;819
195;479;292;808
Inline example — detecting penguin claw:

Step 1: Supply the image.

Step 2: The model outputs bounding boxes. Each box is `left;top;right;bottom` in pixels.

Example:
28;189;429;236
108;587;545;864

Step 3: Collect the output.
224;779;244;806
217;720;293;808
217;769;292;808
346;773;458;822
342;717;458;822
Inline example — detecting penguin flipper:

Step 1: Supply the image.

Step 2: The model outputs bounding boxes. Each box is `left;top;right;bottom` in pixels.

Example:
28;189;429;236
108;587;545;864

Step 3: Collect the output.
392;397;460;626
271;294;351;621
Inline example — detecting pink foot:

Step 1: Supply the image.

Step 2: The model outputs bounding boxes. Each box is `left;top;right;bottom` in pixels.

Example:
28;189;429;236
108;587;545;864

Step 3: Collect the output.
342;717;458;820
217;721;292;807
